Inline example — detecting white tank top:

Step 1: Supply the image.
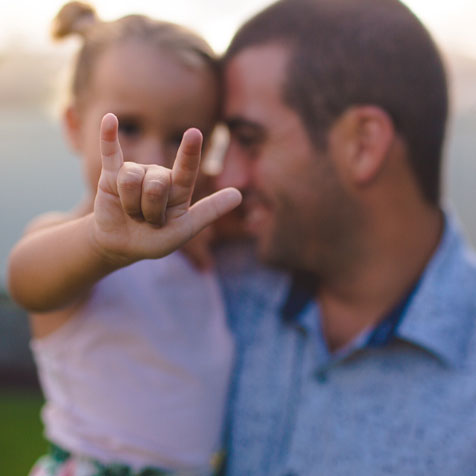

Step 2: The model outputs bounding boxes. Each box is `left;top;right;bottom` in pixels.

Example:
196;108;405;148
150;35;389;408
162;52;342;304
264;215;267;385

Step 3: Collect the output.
31;251;234;472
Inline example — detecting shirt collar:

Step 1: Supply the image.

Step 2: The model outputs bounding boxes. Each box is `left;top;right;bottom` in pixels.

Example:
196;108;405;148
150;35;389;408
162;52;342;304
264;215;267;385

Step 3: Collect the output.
280;213;476;368
281;271;317;324
365;278;421;347
395;214;476;368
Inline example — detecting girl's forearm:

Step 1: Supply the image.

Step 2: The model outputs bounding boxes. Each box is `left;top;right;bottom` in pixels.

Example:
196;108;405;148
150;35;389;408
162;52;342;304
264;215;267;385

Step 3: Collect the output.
7;214;121;312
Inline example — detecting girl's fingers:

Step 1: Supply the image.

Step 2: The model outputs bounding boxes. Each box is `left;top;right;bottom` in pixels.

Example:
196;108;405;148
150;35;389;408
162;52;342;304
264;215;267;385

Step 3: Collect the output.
169;128;203;208
100;113;124;174
102;123;238;237
184;187;242;237
141;166;172;226
117;162;146;219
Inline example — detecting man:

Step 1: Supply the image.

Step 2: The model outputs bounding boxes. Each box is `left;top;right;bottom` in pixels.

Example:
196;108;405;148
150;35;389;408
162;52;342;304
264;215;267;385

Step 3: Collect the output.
216;0;476;474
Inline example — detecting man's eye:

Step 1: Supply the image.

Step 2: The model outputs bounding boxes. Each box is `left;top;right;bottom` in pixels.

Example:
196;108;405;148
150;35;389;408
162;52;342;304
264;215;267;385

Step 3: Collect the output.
118;120;141;137
235;132;261;148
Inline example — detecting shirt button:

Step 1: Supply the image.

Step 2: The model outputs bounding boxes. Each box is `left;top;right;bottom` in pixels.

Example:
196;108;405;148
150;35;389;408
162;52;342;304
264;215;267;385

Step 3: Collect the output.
314;369;328;383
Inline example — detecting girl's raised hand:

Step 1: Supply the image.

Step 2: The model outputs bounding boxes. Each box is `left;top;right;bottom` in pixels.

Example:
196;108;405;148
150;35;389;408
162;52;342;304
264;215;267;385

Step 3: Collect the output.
92;113;241;266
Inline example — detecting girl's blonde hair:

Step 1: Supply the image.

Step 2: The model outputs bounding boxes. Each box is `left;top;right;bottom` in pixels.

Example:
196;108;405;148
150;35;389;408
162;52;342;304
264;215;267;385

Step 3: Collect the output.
52;2;218;106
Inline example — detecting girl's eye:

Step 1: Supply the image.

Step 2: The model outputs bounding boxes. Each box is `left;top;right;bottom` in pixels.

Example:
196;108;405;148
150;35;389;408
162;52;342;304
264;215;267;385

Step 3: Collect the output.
170;134;183;148
160;134;184;167
118;119;142;137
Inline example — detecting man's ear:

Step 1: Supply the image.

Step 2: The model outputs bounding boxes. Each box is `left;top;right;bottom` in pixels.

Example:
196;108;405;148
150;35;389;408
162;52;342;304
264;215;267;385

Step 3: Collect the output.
331;106;396;186
63;105;82;153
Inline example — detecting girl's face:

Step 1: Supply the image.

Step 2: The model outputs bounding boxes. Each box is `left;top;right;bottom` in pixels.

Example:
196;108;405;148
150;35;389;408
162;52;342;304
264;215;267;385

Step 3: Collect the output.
64;40;219;194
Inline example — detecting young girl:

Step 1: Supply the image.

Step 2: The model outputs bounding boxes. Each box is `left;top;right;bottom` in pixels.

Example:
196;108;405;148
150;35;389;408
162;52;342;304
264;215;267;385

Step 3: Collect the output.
7;3;240;475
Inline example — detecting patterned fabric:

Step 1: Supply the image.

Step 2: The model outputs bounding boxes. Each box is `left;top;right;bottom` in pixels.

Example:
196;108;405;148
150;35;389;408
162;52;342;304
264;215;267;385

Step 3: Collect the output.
217;214;476;475
30;444;216;476
29;444;203;476
282;269;421;349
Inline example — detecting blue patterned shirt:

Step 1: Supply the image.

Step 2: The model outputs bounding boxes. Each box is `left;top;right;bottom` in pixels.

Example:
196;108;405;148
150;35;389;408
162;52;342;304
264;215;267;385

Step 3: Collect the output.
217;215;476;475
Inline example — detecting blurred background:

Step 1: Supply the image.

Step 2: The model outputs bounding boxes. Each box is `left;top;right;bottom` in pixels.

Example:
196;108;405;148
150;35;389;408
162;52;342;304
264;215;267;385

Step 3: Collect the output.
0;0;475;474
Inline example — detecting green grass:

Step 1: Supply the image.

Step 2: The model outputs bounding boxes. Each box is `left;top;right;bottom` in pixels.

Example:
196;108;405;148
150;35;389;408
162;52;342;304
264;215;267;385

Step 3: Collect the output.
0;389;47;476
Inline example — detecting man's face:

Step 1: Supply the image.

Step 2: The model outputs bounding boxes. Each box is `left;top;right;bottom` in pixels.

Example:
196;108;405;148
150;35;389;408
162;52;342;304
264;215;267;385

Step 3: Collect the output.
219;43;360;275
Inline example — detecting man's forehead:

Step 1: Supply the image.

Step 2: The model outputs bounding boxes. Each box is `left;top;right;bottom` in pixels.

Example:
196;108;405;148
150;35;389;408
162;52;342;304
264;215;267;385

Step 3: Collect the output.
224;43;291;121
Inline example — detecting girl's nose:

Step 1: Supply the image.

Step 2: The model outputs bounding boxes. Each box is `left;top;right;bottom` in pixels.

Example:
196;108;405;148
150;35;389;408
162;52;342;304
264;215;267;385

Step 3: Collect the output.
139;138;168;167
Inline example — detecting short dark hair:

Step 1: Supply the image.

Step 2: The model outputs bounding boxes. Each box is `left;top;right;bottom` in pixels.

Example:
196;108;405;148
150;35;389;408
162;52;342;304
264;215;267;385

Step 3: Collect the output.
224;0;448;205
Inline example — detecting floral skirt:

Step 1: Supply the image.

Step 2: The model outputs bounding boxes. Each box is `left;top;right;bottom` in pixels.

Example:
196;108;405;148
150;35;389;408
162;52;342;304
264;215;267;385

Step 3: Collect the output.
30;444;216;476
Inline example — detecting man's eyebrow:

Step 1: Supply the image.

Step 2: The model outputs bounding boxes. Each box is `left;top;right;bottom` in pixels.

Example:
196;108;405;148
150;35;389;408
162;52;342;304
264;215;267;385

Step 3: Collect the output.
225;116;264;133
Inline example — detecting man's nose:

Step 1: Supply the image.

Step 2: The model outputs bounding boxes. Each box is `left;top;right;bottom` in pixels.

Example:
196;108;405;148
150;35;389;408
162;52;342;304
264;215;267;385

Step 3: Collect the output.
216;147;250;191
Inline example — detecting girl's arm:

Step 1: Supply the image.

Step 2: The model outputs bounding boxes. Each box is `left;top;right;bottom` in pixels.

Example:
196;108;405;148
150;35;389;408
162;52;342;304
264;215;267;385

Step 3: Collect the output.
7;114;241;312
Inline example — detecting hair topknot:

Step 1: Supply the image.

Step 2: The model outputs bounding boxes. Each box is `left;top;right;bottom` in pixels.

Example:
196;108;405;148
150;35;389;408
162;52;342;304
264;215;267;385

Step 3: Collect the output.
51;1;98;40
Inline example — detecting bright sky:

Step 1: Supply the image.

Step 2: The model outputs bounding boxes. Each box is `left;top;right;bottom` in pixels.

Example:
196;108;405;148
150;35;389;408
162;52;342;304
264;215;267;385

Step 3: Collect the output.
1;0;476;58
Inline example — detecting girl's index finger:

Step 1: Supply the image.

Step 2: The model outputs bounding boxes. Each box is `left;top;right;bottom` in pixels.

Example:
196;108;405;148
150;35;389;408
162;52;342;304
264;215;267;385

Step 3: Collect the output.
169;128;203;206
100;113;124;173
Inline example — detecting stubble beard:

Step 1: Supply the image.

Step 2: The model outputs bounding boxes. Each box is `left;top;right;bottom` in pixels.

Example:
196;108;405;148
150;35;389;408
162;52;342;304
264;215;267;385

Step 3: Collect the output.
257;188;364;282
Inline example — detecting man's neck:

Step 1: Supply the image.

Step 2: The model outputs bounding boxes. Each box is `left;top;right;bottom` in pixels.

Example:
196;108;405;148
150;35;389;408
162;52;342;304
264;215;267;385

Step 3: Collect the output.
316;207;444;352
